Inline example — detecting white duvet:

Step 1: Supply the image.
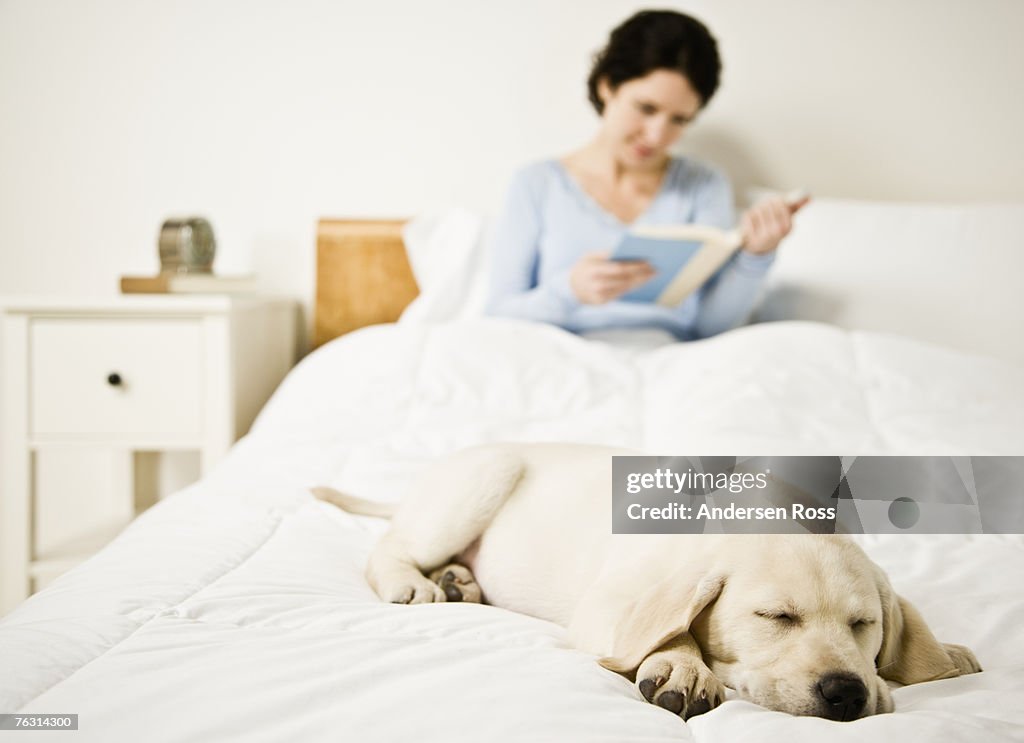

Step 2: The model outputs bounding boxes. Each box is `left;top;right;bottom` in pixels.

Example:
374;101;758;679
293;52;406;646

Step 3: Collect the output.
2;319;1023;743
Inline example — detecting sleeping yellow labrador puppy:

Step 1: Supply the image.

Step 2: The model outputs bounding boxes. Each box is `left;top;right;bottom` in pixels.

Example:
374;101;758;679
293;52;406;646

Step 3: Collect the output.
313;442;981;722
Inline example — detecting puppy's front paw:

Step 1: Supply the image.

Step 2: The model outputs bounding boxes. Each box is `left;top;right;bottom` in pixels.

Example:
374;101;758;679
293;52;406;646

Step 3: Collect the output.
944;643;982;675
636;652;726;720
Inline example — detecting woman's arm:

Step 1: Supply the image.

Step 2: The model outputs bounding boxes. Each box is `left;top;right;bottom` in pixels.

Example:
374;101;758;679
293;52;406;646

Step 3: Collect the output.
485;166;581;325
689;168;775;340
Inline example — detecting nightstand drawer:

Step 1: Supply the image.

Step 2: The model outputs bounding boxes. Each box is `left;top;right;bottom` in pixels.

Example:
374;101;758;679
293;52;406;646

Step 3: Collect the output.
30;318;204;436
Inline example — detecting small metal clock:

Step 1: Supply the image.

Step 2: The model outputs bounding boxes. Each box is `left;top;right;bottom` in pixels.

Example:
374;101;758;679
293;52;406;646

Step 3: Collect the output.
158;217;217;274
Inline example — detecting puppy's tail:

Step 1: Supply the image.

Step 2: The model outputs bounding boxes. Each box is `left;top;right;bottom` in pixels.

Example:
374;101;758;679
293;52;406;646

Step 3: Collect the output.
310;486;396;519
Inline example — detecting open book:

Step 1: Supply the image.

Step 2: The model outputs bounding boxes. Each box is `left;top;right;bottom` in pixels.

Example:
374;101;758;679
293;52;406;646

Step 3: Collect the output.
610;224;742;307
610;189;807;307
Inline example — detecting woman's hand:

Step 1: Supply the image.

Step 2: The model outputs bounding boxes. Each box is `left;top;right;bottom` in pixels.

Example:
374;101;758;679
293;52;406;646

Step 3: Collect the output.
739;195;811;256
570;251;655;304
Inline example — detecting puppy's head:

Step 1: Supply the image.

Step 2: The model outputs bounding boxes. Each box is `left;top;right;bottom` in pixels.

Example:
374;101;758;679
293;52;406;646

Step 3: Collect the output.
691;537;889;719
599;536;972;720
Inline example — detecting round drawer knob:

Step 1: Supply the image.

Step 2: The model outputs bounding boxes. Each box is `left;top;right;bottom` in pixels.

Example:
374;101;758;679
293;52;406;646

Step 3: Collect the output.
107;372;123;387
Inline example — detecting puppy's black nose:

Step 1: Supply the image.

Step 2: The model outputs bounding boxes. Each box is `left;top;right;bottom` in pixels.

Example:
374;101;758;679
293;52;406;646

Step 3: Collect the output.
816;673;867;721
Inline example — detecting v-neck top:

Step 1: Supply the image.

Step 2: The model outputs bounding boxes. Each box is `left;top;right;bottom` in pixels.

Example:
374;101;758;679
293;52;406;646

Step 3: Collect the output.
485;156;776;341
553;157;678;227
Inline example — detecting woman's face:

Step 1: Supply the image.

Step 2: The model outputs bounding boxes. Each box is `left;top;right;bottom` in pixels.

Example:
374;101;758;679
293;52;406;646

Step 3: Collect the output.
597;69;702;169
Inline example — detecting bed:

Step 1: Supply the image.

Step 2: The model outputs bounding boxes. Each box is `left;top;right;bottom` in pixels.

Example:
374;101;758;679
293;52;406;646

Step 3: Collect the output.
1;202;1023;742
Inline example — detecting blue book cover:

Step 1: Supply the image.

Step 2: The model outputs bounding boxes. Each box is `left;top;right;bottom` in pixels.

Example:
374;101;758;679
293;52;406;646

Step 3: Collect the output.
611;235;707;303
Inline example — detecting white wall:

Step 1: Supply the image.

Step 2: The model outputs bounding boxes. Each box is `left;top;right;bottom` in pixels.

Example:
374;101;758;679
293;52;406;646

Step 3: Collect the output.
2;0;1023;345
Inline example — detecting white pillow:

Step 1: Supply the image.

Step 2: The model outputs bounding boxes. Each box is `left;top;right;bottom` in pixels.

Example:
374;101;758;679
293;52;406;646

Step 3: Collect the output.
399;207;491;324
754;198;1024;366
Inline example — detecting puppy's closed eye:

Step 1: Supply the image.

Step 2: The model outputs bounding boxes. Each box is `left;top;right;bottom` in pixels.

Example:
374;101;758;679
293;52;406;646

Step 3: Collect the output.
755;610;799;625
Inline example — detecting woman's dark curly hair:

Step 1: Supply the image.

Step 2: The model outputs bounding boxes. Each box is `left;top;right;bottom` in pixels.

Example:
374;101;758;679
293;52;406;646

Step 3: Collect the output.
587;10;722;114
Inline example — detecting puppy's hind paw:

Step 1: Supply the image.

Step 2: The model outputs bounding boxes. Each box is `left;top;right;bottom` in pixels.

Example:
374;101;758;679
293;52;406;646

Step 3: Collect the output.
428;563;483;603
386;574;446;604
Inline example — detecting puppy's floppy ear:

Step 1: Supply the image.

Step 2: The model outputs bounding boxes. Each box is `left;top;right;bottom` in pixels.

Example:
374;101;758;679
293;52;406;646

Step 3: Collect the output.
569;562;725;675
875;569;960;685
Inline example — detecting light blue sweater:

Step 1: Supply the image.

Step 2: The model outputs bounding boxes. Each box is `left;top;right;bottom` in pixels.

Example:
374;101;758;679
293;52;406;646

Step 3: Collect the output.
485;157;775;340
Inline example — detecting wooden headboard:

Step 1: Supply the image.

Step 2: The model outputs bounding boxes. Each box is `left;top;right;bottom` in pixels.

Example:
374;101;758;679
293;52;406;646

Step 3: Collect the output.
314;218;418;348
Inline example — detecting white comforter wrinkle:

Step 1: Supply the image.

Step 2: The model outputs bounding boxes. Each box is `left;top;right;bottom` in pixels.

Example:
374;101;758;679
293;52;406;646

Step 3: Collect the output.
10;611;168;714
0;614;153;713
2;493;289;713
116;608;564;651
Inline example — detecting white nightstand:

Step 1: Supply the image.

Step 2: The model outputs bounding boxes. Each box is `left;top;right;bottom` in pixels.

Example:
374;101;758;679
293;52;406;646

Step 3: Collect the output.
0;295;297;613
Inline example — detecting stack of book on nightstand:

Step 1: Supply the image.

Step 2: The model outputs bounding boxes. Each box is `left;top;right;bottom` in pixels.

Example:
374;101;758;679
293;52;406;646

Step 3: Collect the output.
120;273;257;294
